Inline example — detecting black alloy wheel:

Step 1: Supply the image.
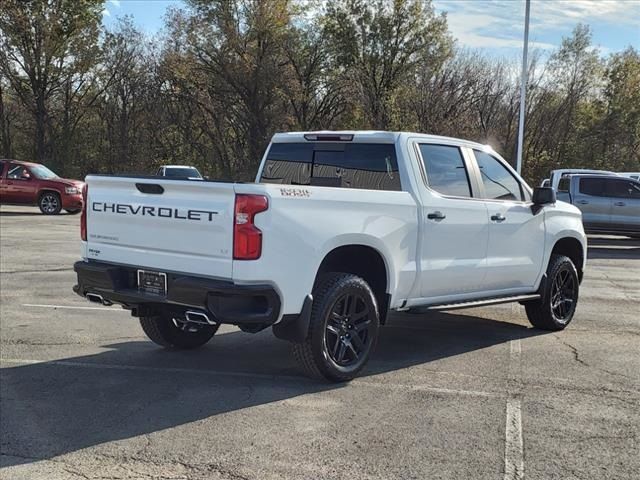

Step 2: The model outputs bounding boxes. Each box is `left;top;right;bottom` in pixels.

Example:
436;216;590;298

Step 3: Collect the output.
525;254;579;330
324;293;374;367
292;273;380;382
549;266;578;323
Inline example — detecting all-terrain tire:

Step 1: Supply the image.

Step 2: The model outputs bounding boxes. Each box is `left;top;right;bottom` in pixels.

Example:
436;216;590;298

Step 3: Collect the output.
525;254;579;331
140;314;218;349
292;273;380;382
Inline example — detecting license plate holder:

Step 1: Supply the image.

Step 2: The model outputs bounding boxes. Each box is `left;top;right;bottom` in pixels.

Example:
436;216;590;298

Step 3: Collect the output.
137;269;167;296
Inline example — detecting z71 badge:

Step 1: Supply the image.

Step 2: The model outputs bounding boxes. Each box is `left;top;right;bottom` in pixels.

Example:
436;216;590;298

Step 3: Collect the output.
279;188;311;198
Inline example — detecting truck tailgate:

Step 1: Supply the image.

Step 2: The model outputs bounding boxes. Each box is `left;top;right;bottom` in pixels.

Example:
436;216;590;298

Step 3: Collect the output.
84;176;235;279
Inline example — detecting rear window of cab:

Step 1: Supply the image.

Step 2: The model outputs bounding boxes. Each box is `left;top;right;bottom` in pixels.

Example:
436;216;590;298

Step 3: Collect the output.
260;143;401;191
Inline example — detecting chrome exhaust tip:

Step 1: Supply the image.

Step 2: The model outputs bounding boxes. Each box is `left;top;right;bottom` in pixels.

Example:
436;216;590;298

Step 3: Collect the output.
85;293;113;306
185;310;216;325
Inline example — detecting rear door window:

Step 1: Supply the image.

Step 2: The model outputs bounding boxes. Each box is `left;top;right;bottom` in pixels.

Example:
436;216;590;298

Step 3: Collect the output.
418;144;472;197
579;178;606;196
7;164;29;180
260;143;401;191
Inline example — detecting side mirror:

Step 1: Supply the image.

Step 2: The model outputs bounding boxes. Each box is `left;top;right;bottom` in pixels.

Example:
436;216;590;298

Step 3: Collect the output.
532;186;556;205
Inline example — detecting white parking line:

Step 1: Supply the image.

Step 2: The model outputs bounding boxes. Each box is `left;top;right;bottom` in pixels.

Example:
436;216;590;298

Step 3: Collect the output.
504;396;524;480
22;303;121;312
0;358;499;398
510;338;521;357
505;338;524;479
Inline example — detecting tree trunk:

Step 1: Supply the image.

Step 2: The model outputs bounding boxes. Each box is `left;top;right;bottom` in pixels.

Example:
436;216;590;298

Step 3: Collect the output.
35;96;47;164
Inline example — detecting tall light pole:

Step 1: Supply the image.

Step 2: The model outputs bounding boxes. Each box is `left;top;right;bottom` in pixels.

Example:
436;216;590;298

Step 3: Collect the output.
516;0;531;174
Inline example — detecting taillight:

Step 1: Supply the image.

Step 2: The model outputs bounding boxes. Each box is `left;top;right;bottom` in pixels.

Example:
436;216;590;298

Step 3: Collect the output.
233;194;268;260
80;184;88;241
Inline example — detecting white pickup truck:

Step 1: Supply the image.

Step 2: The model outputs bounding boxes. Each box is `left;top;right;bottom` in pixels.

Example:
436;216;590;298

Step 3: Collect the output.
73;131;587;382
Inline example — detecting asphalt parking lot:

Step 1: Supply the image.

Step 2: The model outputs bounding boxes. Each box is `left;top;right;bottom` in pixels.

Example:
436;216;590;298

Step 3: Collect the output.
1;205;638;480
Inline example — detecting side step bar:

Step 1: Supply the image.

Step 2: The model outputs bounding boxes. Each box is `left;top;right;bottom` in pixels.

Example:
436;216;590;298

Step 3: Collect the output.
422;294;541;312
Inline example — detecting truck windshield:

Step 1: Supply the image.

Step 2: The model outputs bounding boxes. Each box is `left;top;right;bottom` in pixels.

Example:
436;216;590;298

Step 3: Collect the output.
164;167;202;179
260;143;400;191
30;165;59;179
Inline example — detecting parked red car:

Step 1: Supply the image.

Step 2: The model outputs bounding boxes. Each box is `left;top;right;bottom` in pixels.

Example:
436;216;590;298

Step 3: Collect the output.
0;160;84;214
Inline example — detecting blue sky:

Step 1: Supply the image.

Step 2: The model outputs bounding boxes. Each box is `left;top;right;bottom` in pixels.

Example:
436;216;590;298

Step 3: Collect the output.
102;0;640;56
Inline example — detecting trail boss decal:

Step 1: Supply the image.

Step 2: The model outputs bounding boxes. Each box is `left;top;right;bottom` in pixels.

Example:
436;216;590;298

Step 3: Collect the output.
92;202;218;221
279;188;311;198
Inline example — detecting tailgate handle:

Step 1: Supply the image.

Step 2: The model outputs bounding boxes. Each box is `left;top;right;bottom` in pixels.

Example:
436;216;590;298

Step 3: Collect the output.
136;183;164;194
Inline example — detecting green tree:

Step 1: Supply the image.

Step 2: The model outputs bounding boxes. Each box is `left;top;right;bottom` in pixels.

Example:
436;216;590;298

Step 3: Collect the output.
323;0;452;129
601;47;640;171
184;0;293;178
0;0;103;171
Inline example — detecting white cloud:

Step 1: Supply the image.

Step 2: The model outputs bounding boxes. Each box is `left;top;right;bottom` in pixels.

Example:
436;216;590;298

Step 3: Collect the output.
532;0;640;28
434;0;640;51
109;0;121;7
102;8;111;17
444;12;554;50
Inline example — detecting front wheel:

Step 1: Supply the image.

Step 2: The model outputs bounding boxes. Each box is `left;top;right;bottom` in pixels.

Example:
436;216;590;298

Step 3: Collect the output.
65;208;81;214
293;273;380;382
525;254;579;330
38;192;62;215
140;314;218;349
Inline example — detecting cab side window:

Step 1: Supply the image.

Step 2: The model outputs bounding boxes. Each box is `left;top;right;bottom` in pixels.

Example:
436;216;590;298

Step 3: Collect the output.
557;177;571;192
579;178;606;196
418;144;472;197
7;165;30;180
473;150;524;201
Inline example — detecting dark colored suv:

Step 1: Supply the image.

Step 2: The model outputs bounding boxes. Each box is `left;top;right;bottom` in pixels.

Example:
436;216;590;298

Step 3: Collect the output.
0;160;84;214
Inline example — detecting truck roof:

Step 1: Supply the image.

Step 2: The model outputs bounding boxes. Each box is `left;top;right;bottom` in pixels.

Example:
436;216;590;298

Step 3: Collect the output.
271;131;489;150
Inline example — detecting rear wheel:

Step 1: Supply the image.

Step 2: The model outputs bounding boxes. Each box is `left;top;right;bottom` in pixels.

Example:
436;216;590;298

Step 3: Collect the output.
140;314;218;349
525;254;579;330
293;273;379;382
38;192;62;215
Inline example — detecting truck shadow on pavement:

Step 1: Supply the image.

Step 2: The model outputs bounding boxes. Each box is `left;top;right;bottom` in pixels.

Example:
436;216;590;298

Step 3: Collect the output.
1;311;545;468
0;209;77;216
587;236;640;260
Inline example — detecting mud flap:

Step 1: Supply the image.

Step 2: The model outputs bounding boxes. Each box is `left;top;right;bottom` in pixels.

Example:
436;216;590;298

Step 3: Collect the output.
272;294;313;343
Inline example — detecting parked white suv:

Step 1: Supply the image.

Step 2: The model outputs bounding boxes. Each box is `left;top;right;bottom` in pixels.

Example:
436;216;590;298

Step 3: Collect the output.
74;131;587;381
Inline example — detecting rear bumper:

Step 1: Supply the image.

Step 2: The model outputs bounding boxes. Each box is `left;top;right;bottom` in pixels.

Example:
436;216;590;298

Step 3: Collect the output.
73;260;281;325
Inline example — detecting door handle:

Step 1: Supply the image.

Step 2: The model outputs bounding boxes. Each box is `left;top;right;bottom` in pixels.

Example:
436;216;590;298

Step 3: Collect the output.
577;200;589;204
490;213;506;222
614;201;626;207
427;211;446;220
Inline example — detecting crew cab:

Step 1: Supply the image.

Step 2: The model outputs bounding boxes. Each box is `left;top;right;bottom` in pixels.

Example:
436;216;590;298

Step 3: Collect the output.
0;159;84;214
557;174;640;237
73;131;587;382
